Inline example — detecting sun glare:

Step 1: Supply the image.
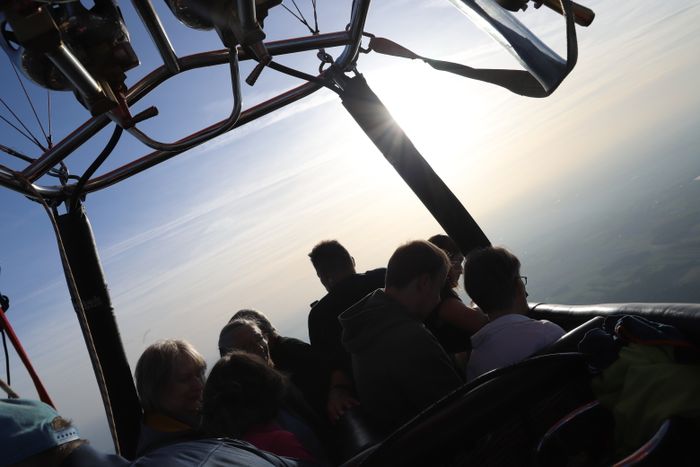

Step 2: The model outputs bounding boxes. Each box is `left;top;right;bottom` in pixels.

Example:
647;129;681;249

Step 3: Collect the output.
366;61;499;175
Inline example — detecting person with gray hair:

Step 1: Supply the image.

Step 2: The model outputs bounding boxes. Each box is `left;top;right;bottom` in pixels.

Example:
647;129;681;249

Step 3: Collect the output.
134;339;206;455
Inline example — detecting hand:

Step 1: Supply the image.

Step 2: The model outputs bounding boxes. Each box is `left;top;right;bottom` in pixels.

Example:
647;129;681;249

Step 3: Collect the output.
326;386;360;423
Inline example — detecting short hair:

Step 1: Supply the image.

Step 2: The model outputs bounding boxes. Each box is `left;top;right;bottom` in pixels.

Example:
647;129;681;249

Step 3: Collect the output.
201;351;287;438
308;240;353;275
135;339;206;413
218;319;266;357
428;234;462;259
229;309;276;340
464;246;521;313
385;241;450;289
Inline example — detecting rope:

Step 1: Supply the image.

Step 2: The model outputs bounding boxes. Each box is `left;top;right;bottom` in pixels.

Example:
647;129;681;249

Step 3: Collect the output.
311;0;319;34
47;90;53;149
1;330;9;385
9;62;49;146
70;125;123;210
0;144;79;182
0;277;7;386
0;93;46;151
0;143;34;164
0;112;46;150
281;0;319;34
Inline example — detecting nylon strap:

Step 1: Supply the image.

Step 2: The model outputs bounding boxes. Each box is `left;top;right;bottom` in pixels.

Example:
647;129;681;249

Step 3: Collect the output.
366;0;578;98
369;37;547;97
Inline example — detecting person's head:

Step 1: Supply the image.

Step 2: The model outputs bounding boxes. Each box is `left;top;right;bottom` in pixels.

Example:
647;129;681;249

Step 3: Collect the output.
135;339;206;423
0;399;85;467
463;246;528;315
201;351;287;438
228;309;277;342
384;241;450;319
218;319;272;365
428;234;464;289
308;240;356;291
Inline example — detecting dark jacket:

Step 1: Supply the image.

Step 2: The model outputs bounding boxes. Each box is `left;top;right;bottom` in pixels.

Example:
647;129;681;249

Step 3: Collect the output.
339;290;464;433
136;412;198;456
271;336;329;419
63;439;306;467
130;438;308;467
308;268;385;373
425;287;472;354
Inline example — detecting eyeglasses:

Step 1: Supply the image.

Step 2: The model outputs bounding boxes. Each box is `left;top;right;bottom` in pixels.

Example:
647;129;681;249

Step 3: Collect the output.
519;275;528;285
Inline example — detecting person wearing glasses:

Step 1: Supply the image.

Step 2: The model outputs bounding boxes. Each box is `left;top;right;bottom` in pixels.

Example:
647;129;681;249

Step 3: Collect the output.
463;246;565;382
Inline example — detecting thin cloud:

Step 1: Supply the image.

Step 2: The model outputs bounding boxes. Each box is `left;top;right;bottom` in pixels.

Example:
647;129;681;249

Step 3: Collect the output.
187;89;337;157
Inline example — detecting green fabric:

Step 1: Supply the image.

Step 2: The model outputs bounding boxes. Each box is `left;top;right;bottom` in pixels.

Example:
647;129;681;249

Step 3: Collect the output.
591;344;700;458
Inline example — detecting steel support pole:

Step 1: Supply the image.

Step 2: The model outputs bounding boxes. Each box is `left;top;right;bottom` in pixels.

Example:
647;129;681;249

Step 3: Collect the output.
56;206;141;459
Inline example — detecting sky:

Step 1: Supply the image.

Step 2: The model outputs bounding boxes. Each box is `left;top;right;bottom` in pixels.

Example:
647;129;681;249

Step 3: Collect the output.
1;0;699;452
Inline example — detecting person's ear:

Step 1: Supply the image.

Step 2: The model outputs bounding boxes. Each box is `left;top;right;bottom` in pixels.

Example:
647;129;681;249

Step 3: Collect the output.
351;256;356;267
515;279;529;300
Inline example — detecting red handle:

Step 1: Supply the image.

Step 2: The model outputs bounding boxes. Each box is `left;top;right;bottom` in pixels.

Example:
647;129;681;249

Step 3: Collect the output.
541;0;595;27
0;306;55;407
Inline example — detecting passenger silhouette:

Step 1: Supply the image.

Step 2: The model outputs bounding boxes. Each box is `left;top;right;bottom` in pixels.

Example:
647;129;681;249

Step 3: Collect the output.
217;320;330;462
202;351;328;465
226;309;329;419
340;241;464;433
464;246;565;381
307;240;384;422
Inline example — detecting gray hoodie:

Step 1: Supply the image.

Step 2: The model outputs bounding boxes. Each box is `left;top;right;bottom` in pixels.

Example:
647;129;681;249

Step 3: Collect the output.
340;290;463;433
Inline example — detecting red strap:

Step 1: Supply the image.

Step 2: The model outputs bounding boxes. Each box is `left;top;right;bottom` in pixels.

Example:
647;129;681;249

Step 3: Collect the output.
0;306;55;407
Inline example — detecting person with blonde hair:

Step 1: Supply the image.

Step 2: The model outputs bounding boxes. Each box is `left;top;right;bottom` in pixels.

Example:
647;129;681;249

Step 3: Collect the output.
134;338;206;454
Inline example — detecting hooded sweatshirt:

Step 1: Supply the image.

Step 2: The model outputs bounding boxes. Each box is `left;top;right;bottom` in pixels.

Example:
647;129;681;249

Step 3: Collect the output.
340;290;464;433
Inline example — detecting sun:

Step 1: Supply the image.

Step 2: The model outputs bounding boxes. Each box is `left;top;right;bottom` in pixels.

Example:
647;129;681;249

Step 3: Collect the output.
364;60;492;174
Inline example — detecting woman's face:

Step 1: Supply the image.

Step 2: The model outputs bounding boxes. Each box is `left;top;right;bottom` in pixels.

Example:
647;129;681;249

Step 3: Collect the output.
220;323;272;365
447;254;465;289
232;325;272;366
160;356;205;421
